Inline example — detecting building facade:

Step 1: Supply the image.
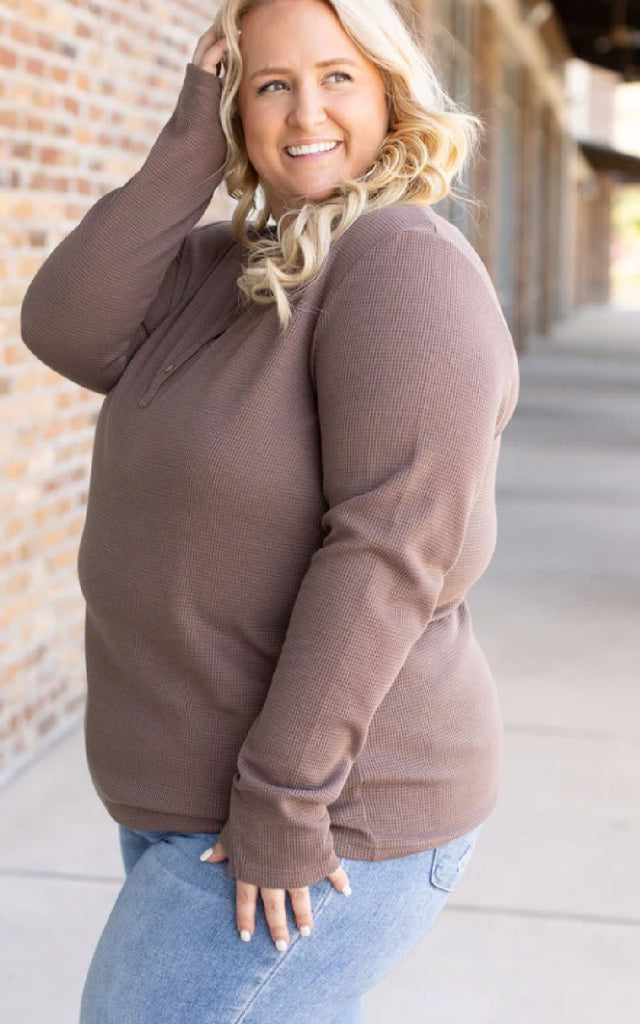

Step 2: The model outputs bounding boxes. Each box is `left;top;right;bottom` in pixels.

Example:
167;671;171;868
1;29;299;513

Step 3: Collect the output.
430;0;624;350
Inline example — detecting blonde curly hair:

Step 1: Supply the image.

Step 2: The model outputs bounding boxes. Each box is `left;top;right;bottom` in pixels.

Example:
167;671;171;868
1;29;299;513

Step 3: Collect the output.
209;0;485;331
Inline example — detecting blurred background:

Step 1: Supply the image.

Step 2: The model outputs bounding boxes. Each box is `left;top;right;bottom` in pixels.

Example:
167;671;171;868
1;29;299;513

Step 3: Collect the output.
1;1;639;1022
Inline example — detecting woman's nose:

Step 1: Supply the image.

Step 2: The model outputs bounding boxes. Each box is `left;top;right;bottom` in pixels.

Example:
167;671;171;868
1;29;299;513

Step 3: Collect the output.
286;88;329;130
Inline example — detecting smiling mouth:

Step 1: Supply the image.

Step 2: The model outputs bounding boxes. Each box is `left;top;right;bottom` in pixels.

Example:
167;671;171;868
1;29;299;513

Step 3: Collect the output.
284;141;342;160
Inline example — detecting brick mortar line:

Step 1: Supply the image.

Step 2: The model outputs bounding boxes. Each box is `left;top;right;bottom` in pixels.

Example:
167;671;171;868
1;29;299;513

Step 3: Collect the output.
4;147;151;167
2;454;94;483
4;20;195;59
2;80;176;120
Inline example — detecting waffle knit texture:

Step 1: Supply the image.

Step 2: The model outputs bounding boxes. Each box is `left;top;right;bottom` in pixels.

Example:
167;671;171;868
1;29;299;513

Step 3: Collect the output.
21;62;520;889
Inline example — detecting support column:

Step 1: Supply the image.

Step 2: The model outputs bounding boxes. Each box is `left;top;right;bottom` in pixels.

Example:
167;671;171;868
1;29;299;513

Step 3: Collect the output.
469;1;501;278
513;63;536;353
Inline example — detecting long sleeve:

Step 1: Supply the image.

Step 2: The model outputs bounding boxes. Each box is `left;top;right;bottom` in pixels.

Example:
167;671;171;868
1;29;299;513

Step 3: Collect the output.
217;229;518;890
19;62;228;394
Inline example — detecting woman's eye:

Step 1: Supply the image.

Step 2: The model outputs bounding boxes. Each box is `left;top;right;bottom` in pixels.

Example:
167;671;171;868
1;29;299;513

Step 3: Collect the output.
257;80;286;94
257;71;352;94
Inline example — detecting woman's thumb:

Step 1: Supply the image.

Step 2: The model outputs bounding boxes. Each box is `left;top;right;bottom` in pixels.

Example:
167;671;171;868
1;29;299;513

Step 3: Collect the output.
199;840;227;862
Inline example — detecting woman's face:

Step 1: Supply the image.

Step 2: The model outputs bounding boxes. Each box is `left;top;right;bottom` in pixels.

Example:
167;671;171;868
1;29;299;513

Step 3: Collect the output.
236;0;390;222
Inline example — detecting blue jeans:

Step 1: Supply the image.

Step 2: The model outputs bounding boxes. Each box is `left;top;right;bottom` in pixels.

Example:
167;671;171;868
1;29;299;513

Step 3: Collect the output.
79;822;484;1023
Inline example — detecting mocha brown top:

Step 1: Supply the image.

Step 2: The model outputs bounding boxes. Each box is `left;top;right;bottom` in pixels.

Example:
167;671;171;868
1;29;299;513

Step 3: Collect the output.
20;62;520;889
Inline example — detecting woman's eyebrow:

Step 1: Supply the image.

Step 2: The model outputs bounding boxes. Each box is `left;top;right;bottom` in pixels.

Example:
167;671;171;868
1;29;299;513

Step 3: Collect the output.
250;58;359;80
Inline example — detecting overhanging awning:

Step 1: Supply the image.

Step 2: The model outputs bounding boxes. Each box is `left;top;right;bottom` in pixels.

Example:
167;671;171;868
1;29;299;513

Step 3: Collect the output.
553;1;640;81
578;139;640;182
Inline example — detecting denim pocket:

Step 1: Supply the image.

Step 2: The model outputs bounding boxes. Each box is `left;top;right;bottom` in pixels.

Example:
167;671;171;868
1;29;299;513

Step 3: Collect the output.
429;825;483;893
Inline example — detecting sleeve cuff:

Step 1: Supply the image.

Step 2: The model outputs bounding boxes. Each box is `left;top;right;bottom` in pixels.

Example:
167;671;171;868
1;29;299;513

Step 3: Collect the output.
217;788;341;890
167;61;224;136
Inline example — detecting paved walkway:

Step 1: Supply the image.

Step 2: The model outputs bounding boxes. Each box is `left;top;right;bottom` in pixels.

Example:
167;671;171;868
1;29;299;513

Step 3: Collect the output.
1;303;639;1022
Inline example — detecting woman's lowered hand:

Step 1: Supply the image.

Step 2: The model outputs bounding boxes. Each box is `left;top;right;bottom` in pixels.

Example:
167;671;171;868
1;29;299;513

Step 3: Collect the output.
199;838;352;949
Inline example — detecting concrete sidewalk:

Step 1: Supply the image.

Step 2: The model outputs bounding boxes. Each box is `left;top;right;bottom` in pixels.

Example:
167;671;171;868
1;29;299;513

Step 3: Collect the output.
2;302;639;1023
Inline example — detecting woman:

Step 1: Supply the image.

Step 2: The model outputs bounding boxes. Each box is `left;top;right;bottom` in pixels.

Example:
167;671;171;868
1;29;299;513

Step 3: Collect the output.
20;0;520;1021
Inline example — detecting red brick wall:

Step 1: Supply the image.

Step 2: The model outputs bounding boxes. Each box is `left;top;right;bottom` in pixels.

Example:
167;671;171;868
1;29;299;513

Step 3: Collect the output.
1;0;231;785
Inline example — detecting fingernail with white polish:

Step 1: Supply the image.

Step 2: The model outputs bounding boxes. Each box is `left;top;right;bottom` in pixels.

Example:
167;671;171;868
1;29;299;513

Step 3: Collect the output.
299;925;311;936
341;884;352;896
275;939;288;951
240;930;251;942
199;847;214;861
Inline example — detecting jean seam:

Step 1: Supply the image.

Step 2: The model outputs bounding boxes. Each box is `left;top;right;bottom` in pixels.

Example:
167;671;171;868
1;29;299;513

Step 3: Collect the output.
232;882;338;1024
149;844;233;897
147;848;339;1024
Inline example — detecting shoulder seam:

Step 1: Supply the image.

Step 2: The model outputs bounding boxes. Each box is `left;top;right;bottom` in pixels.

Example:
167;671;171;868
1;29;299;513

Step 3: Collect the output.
318;226;483;319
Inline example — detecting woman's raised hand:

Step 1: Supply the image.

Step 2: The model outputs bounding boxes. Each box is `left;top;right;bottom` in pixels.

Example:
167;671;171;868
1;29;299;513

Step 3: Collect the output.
191;27;230;77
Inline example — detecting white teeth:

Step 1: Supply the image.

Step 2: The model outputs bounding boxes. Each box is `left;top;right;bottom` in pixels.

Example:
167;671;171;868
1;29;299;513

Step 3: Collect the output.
286;141;339;156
